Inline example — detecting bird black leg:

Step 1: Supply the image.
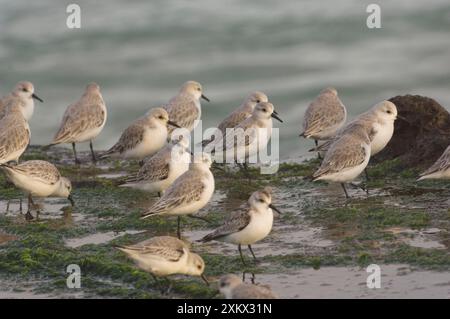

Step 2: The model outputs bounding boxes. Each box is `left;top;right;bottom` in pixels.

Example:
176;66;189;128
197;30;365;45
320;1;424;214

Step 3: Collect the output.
341;183;350;199
238;244;247;266
364;168;370;181
177;216;181;239
315;140;322;159
25;194;34;220
72;143;81;165
19;198;23;214
89;140;97;163
248;245;258;262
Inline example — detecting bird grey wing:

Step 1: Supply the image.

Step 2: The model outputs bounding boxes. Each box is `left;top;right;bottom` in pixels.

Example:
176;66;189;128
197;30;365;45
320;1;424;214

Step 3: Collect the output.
16;160;60;185
201;209;251;241
218;111;251;134
303;94;345;136
145;236;190;250
165;97;199;132
137;246;184;262
223;121;258;150
107;124;145;155
0;116;30;160
421;145;450;176
128;152;170;183
145;171;205;215
53;102;105;143
313;137;367;177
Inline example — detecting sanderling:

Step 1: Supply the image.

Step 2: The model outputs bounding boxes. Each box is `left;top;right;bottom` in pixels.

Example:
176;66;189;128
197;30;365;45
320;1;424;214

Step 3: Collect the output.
219;274;278;299
120;134;191;195
163;81;209;135
115;236;208;284
312;100;398;158
0;100;31;164
202;91;268;147
0;160;74;219
199;187;281;265
100;108;180;161
300;87;347;156
48;83;107;164
418;145;450;181
206;102;282;165
141;153;215;238
0;81;43;121
312;123;372;198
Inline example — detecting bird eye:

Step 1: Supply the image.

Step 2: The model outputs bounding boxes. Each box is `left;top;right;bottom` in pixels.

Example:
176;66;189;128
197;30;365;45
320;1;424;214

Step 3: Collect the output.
159;115;164;119
197;265;202;270
197;87;201;91
259;199;265;203
22;88;28;92
256;99;260;103
220;282;226;288
386;110;392;114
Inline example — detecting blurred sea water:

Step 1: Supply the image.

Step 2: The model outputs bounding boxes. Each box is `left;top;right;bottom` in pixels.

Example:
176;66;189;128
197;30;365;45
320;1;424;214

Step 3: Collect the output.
1;0;449;160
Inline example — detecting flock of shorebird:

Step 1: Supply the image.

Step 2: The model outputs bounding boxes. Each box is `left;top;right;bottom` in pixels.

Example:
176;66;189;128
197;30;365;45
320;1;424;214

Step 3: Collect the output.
0;80;449;298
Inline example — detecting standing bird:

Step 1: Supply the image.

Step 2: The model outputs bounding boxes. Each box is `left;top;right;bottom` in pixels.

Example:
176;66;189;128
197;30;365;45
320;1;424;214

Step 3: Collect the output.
120;134;191;195
141;153;215;239
0;160;74;220
100;108;180;161
48;83;107;164
205;102;282;165
219;274;278;299
163;81;209;135
311;101;398;157
418;145;450;181
310;100;398;179
312;124;372;198
201;91;268;147
300;87;347;157
0;81;43;120
0;100;31;164
115;236;208;285
199;187;281;266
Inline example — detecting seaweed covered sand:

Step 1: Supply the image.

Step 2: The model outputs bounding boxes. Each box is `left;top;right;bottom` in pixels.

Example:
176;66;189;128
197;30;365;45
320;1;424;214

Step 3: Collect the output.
0;143;449;298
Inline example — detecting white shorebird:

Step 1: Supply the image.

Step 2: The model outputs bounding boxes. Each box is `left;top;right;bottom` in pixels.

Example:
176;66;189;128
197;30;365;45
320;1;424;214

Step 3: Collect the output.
0;100;31;164
201;91;269;147
418;145;450;181
48;83;107;164
219;274;278;299
300;87;347;156
312;123;372;198
100;108;180;161
120;134;191;195
199;187;281;265
163;81;209;135
0;160;74;219
205;102;282;166
115;236;208;284
312;100;398;157
141;153;214;238
0;81;43;121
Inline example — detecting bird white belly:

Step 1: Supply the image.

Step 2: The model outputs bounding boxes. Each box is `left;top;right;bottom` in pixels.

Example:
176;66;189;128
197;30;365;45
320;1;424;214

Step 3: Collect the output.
6;172;57;197
371;122;394;156
124;129;167;160
225;210;274;245
23;100;34;121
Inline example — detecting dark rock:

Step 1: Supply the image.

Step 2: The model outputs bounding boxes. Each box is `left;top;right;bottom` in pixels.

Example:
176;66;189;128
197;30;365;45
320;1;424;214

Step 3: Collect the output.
374;95;450;169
